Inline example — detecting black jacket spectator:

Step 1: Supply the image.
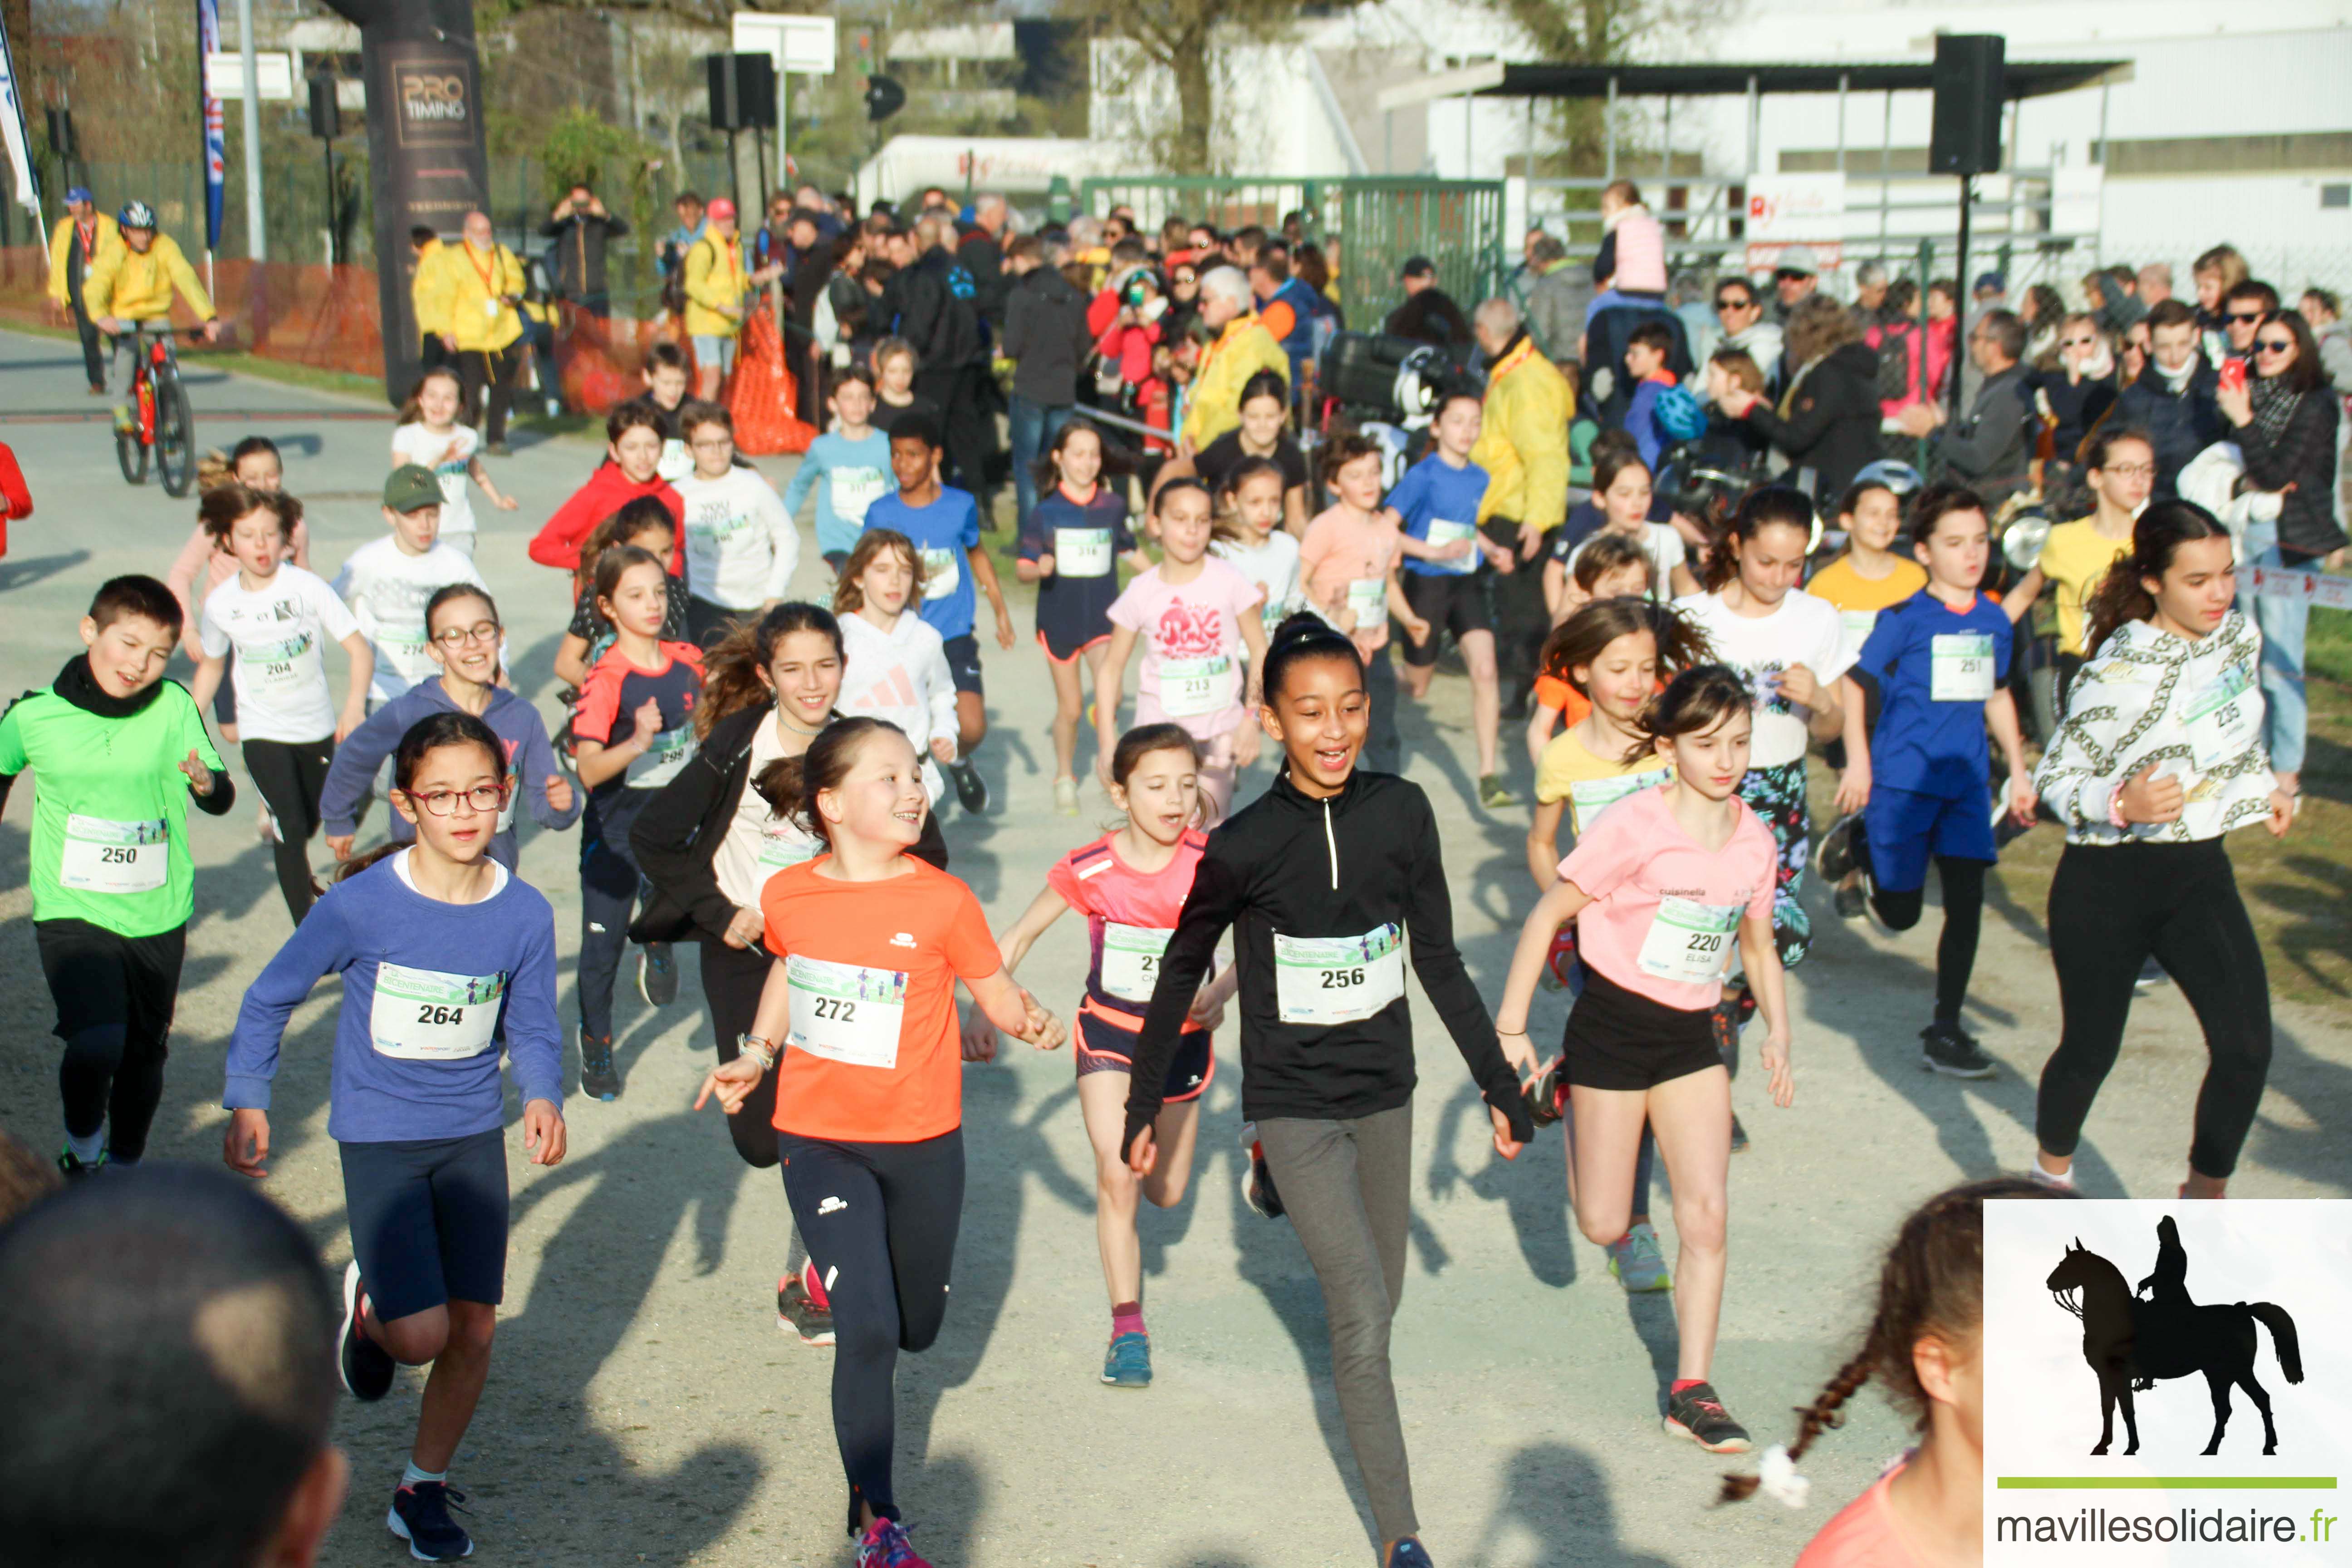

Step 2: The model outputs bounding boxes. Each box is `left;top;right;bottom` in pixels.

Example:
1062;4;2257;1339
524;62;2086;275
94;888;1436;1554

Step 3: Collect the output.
1001;263;1091;408
1386;287;1472;348
959;230;1009;333
539;207;628;303
1585;302;1694;428
2239;380;2345;559
1736;309;1879;505
890;245;986;371
1934;363;2034;495
2030;365;2119;470
2114;358;2221;499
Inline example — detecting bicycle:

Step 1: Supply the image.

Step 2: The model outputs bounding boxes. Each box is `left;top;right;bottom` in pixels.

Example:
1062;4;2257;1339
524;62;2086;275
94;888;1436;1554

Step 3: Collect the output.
111;324;198;497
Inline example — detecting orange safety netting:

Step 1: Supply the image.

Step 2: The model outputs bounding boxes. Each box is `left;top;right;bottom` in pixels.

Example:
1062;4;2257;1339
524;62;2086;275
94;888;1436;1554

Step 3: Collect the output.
723;309;814;456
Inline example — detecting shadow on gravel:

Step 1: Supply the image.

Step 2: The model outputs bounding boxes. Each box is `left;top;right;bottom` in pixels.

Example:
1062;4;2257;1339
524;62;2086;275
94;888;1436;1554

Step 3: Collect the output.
0;551;90;594
1466;1440;1677;1567
2246;1021;2352;1196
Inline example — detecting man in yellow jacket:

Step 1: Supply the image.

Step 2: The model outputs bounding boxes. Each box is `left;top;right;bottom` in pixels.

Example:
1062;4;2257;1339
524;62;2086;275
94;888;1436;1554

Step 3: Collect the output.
46;186;121;393
428;211;528;452
408;225;452;372
680;197;780;398
1180;266;1289;449
1466;295;1573;716
83;201;221;432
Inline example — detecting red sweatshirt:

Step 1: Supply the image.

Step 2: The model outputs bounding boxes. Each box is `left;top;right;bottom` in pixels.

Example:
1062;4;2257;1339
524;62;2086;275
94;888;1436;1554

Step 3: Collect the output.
527;462;686;573
0;441;29;557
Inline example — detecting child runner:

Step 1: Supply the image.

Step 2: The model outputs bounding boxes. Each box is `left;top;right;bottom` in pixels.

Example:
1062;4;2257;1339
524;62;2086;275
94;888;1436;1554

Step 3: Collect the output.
2002;426;2156;717
870;336;941;433
1494;664;1793;1455
335;466;492;708
169;439;309;746
1720;1176;2067;1567
389;366;518;559
1815;485;2037;1078
1389;388;1518;806
190;483;373;927
783;366;893;574
1523;533;1655;766
864;412;1011;814
2029;502;2293;1199
1095;477;1268;825
833;529;962;822
323;585;578;871
695;718;1062;1568
1021;419;1150;811
569;546;706;1098
554;500;688;691
1211;455;1302;642
992;724;1235;1387
0;575;235;1176
1548;451;1700;613
221;710;564;1565
1174;369;1311;535
527;402;686;578
674;401;799;647
1299;433;1417;776
1120;616;1533;1568
639;341;698;481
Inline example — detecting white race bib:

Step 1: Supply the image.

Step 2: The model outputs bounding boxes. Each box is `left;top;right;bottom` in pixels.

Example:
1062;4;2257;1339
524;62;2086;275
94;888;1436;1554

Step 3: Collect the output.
833;468;888;525
1345;577;1386;629
1426;519;1480;576
379;630;437;685
2184;661;2261;773
626;724;695;789
1054;527;1113;578
1159;653;1235;719
369;962;504;1060
785;954;907;1068
1635;897;1741;986
921;547;962;600
1838;609;1879;655
1274;925;1405;1027
1930;632;1996;702
59;813;168;894
757;821;822;871
1567;771;1663;834
1100;921;1172;1004
245;631;320;696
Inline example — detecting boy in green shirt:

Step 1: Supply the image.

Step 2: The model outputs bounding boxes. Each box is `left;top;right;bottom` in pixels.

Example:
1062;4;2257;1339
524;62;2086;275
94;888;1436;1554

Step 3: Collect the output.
0;576;235;1176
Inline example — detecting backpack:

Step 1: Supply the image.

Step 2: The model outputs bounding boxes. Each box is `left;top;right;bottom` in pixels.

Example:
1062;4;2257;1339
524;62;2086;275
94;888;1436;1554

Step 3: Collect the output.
946;263;977;301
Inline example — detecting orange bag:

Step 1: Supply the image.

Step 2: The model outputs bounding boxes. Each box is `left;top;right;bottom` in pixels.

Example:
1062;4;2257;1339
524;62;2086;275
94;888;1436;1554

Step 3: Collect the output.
726;309;814;456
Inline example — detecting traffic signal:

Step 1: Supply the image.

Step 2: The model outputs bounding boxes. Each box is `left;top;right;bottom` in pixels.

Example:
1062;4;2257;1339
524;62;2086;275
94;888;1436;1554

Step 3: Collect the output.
864;74;906;123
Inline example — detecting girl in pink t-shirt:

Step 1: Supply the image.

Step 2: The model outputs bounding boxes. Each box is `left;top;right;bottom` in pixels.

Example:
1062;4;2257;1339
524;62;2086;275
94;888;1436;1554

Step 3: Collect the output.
1298;433;1421;777
1095;477;1268;824
1491;664;1793;1455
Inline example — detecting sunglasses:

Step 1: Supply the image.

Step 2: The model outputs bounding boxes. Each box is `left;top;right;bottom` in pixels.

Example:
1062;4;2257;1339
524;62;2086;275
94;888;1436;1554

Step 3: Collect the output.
2061;336;2097;348
2227;310;2266;323
2254;338;2295;354
1715;297;1755;313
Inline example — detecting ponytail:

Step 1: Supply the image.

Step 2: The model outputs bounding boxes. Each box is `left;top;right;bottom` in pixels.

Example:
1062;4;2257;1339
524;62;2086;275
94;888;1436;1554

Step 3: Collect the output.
750;716;902;847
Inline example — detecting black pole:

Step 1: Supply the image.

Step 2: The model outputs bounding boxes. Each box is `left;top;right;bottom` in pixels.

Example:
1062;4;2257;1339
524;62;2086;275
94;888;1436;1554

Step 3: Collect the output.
1949;173;1971;428
728;126;741;218
755;127;768;218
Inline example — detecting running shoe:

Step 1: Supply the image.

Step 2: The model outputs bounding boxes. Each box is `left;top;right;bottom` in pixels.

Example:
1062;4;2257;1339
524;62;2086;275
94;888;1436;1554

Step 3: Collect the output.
637;941;679;1006
1606;1220;1672;1293
946;759;989;814
1478;773;1515;810
55;1147;104;1180
1520;1056;1569;1130
1816;811;1863;882
1920;1020;1997;1079
1539;924;1578;991
2028;1161;2076;1192
1662;1382;1753;1454
2135;957;2170;991
1053;775;1080;815
578;1027;620;1102
387;1480;473;1561
1386;1540;1436;1568
777;1274;835;1346
1728;1113;1749;1153
1241;1128;1284;1220
1101;1330;1153;1388
854;1517;930;1568
338;1262;396;1402
1832;875;1867;921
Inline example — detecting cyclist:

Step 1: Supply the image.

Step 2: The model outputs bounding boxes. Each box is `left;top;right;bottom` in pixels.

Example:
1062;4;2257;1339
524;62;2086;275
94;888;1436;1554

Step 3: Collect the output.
82;201;222;435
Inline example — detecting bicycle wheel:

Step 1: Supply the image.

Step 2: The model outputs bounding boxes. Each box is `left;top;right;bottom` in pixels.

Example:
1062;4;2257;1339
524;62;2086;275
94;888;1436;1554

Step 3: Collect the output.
155;370;197;497
115;403;150;486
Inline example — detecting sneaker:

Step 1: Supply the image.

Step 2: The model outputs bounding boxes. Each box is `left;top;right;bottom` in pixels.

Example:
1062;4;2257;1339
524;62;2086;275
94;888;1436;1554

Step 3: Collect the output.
1920;1020;1997;1079
1539;924;1578;991
1386;1540;1436;1568
637;942;678;1006
55;1147;105;1180
1816;811;1863;882
1833;874;1867;921
387;1480;474;1561
1662;1381;1753;1454
1053;775;1080;815
2028;1160;2076;1192
578;1026;620;1101
112;405;135;434
854;1517;931;1568
2135;957;2170;991
338;1262;396;1402
1242;1129;1284;1220
1478;773;1515;809
1728;1113;1749;1154
485;441;512;458
1520;1056;1569;1130
947;759;989;814
778;1274;836;1346
1606;1220;1672;1293
1101;1330;1153;1388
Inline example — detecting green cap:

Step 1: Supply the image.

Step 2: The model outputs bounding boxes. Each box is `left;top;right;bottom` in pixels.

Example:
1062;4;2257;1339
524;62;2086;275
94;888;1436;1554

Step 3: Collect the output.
383;464;443;514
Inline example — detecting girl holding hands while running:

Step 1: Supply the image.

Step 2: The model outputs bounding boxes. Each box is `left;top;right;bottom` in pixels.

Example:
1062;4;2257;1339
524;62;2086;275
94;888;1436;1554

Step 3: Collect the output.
1494;665;1793;1456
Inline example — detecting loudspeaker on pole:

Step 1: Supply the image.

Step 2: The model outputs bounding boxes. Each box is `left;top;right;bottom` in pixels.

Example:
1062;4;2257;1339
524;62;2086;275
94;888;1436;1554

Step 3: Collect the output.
1929;34;2005;177
706;53;779;132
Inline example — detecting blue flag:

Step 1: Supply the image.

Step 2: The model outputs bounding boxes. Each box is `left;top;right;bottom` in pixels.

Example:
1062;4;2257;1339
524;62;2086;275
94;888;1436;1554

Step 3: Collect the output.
196;0;224;249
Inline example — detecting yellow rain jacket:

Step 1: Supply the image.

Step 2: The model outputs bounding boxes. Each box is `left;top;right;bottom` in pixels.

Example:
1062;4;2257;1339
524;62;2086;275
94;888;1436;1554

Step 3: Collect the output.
432;240;525;353
409;237;451;345
82;233;212;323
1470;333;1574;531
1181;314;1289;448
681;231;751;339
48;212;122;306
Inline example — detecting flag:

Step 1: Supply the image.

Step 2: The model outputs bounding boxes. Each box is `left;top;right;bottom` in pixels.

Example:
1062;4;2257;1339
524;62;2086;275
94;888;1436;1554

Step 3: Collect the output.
0;6;41;220
196;0;225;249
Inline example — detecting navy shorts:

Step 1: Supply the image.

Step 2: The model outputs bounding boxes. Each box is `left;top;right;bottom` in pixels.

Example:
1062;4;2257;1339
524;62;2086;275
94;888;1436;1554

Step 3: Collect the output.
1076;1008;1215;1104
941;632;985;696
340;1128;509;1321
1864;782;1995;894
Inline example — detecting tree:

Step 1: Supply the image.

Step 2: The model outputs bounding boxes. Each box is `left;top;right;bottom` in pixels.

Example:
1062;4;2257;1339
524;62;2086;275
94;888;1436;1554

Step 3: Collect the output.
1063;0;1294;173
1481;0;1732;184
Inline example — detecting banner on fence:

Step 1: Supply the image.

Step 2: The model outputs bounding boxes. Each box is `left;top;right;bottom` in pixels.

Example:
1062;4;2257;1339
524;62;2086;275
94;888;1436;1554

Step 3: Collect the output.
196;0;226;250
2250;565;2352;612
0;7;39;220
1745;172;1844;274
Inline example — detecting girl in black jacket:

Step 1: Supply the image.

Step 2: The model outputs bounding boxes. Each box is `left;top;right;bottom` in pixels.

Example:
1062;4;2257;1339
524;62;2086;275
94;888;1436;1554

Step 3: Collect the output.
1122;615;1532;1568
1718;296;1882;507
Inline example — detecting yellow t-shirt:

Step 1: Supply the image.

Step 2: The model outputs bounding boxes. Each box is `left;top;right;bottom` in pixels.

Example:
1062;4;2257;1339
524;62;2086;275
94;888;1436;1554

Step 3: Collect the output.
1806;553;1928;662
2037;519;2133;657
1535;726;1673;835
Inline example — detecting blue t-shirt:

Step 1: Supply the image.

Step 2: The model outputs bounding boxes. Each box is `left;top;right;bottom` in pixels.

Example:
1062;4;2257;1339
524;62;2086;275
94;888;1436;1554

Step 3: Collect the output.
782;430;894;559
1020;485;1133;653
223;853;564;1143
1389;454;1492;578
867;487;982;641
1857;588;2014;800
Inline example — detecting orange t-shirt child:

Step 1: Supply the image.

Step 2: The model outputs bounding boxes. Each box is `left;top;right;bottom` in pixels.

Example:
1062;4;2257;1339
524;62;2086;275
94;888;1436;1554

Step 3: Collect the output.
1299;503;1399;660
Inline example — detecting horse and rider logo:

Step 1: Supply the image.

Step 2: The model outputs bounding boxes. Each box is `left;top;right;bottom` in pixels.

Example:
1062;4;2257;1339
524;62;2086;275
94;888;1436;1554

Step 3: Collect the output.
2045;1216;2305;1456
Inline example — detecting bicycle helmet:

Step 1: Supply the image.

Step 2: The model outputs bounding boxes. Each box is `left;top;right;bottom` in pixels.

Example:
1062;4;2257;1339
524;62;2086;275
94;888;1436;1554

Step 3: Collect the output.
118;200;157;230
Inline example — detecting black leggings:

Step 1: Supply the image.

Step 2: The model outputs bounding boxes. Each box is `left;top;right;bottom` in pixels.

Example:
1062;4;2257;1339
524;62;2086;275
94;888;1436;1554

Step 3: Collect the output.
701;939;781;1168
244;736;333;925
1868;856;1987;1026
36;920;186;1164
779;1128;964;1526
2036;839;2272;1179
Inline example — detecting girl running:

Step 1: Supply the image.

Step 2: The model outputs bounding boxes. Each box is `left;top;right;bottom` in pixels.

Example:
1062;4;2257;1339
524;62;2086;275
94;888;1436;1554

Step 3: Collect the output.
695;717;1062;1568
833;529;961;818
569;546;706;1100
1211;455;1302;642
783;367;893;573
223;710;564;1566
2029;502;2293;1199
1546;451;1700;613
1523;533;1655;766
1299;434;1416;777
1019;419;1149;812
870;337;940;438
991;724;1234;1387
168;438;308;745
2002;426;2156;717
190;482;373;926
674;401;799;647
1095;477;1268;824
1120;616;1533;1568
554;499;688;690
1494;664;1794;1455
389;366;518;559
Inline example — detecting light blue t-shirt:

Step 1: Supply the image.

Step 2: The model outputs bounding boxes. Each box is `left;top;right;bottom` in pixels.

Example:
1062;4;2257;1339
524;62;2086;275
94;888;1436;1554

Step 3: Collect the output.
867;486;982;641
784;431;895;560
